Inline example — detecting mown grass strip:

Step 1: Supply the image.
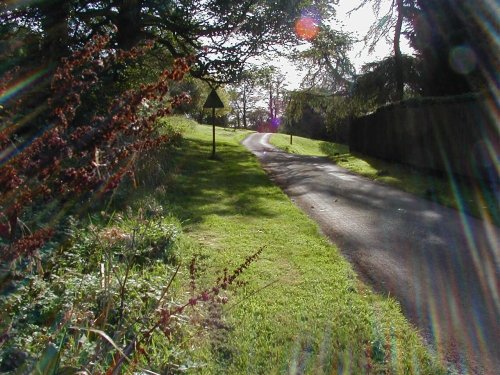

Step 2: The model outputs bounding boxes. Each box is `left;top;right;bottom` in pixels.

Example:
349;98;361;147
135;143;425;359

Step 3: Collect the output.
148;123;444;374
270;133;498;225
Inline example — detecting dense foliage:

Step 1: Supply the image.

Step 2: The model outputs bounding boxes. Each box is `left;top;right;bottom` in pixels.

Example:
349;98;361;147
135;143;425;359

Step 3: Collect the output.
352;54;421;105
0;0;336;84
0;32;213;373
409;0;497;95
294;27;355;94
0;33;192;262
282;0;497;142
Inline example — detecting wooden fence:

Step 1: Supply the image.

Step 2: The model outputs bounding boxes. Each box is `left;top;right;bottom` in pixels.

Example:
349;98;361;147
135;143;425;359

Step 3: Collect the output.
349;94;499;182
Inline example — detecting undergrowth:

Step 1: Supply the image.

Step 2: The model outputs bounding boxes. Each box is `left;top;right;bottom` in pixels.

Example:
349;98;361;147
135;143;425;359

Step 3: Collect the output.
0;117;261;374
0;121;446;374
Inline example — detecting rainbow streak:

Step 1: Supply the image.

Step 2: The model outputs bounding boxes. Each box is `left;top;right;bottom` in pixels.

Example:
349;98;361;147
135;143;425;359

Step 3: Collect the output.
0;67;50;105
437;143;498;367
0;116;52;167
470;5;500;105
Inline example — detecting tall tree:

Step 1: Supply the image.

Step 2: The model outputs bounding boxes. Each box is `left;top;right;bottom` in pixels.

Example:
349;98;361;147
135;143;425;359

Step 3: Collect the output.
393;0;404;100
284;26;356;140
350;0;417;100
38;0;71;63
228;68;261;129
258;66;287;122
116;0;142;50
1;0;337;83
409;0;497;95
294;27;355;93
352;54;421;105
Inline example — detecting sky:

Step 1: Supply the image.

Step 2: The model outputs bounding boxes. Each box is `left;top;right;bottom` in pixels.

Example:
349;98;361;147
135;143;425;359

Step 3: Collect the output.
275;0;414;90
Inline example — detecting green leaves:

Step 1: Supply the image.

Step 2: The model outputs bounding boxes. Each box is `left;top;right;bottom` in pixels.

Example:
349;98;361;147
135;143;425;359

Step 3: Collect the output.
294;26;355;93
352;54;421;105
34;343;60;375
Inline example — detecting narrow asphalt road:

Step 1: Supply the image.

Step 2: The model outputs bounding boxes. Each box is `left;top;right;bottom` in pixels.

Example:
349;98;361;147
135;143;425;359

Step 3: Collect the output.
242;133;499;375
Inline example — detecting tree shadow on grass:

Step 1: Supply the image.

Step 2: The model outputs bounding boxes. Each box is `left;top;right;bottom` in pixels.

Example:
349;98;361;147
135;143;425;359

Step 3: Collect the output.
159;138;282;224
348;152;499;224
318;141;349;158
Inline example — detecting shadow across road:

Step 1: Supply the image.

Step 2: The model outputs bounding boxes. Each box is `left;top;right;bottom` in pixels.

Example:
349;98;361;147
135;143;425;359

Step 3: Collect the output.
243;133;500;375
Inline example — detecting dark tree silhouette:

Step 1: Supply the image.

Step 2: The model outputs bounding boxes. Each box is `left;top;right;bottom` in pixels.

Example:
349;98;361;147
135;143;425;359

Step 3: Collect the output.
1;0;335;84
409;0;497;95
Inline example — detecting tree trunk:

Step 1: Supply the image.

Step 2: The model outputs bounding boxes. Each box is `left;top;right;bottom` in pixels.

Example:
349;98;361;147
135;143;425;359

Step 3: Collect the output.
39;0;70;64
268;81;274;119
394;0;404;101
242;89;248;128
117;0;142;50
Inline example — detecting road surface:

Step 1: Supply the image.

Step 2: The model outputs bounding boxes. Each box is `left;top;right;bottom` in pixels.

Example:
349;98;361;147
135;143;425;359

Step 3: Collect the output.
242;133;499;374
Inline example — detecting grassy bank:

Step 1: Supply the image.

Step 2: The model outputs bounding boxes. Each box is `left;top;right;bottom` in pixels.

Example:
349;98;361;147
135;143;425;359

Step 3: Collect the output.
270;133;498;225
1;120;445;373
145;123;444;373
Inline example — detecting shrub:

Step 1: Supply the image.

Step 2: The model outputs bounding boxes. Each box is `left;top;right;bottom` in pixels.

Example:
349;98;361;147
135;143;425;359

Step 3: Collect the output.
0;32;192;265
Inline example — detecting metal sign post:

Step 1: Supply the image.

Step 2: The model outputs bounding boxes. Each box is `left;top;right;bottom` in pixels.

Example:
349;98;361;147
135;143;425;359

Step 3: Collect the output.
203;88;224;158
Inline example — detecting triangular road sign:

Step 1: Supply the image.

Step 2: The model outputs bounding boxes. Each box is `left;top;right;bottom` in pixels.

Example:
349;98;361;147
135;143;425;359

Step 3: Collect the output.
203;89;225;108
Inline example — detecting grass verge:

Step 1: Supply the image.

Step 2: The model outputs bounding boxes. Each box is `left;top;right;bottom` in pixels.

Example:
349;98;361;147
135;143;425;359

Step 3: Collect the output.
270;133;499;225
144;123;445;374
1;119;445;373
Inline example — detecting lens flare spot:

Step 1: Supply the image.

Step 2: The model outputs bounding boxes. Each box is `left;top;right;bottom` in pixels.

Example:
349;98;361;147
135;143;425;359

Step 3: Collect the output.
449;45;477;75
295;17;319;41
270;117;281;131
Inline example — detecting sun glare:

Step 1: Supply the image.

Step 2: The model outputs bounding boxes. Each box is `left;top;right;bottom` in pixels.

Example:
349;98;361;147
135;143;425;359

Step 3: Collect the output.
295;17;319;41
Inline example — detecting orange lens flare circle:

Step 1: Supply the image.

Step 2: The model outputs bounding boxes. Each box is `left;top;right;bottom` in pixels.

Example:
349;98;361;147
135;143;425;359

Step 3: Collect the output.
295;17;319;41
